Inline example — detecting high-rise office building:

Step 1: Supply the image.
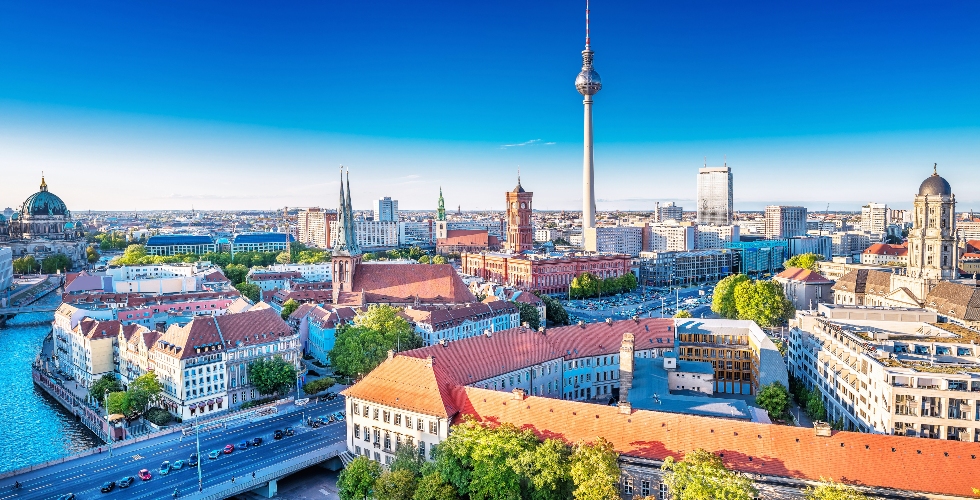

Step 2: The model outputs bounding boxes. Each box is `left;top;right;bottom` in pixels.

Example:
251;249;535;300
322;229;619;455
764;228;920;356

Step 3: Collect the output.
765;206;808;239
860;203;889;234
296;207;337;249
656;202;683;222
374;197;398;222
697;165;733;226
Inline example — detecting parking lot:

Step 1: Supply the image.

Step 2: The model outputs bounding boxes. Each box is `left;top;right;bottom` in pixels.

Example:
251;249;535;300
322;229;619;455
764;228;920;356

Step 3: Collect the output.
559;285;716;323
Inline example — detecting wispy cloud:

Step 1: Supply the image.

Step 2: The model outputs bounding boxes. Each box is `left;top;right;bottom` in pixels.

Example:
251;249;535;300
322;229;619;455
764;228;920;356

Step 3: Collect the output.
500;138;543;149
402;174;421;179
544;142;556;145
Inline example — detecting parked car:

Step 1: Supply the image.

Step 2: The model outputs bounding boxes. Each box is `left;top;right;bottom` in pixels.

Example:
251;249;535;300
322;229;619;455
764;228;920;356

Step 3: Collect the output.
138;469;152;481
100;481;115;493
333;411;345;421
251;437;263;446
118;476;135;489
273;429;283;440
208;450;221;460
284;427;294;436
324;392;337;400
238;440;248;449
172;460;185;470
188;453;198;467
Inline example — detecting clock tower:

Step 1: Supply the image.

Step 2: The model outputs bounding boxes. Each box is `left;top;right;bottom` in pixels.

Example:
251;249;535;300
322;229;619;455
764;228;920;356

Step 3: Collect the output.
505;176;533;254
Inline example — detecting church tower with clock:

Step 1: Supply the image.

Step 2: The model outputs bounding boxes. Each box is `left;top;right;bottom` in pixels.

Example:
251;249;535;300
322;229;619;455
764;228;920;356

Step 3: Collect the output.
505;176;534;254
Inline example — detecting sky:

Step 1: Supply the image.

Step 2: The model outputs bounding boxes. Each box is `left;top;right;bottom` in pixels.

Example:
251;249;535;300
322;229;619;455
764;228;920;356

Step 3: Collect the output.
1;1;979;213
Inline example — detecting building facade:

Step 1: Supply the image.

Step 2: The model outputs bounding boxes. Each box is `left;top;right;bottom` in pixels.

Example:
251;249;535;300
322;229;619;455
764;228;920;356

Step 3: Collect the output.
400;301;519;345
907;166;958;280
696;165;733;226
587;226;643;256
695;224;740;250
505;179;533;254
0;176;88;267
460;252;632;295
861;202;889;234
374;197;398;222
146;235;217;256
0;246;12;292
655;201;683;222
330;220;399;250
232;233;294;253
296;207;336;249
636;250;734;288
773;267;834;311
765;205;807;239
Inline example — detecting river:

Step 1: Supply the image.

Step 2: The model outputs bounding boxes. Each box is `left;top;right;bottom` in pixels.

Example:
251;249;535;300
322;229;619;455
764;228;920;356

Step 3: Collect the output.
0;309;101;474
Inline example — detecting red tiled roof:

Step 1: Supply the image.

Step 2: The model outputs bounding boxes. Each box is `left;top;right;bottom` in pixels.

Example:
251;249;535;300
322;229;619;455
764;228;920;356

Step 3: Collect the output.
203;270;229;282
347;263;476;305
437;230;490;246
400;302;518;330
775;267;833;284
216;307;293;345
288;303;317;321
342;355;459;418
76;319;122;340
453;387;980;498
965;240;980;253
863;243;908;257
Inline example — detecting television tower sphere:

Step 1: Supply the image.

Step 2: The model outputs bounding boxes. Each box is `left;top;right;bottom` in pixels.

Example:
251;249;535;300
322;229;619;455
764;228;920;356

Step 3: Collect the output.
576;49;602;96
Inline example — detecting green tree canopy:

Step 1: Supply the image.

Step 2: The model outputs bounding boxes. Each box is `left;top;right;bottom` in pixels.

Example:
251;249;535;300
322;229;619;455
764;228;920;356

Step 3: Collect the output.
674;309;693;318
432;255;447;265
756;381;791;420
711;274;750;319
516;301;541;330
516;438;573;500
235;282;261;302
223;263;248;285
618;272;638;292
329;305;423;377
276;251;291;264
662;448;758;500
418;255;431;264
90;374;123;402
41;253;73;274
804;478;869;500
391;443;425;477
375;469;418;500
248;356;298;396
570;437;620;500
302;377;335;395
280;298;300;320
106;391;131;415
12;255;39;274
784;253;825;272
86;246;101;264
412;471;458;500
338;456;382;500
539;294;570;326
733;280;795;327
127;372;163;415
570;272;600;299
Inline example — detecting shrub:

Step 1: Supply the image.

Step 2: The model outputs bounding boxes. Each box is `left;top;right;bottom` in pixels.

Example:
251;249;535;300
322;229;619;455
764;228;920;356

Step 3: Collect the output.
303;377;336;395
145;407;173;426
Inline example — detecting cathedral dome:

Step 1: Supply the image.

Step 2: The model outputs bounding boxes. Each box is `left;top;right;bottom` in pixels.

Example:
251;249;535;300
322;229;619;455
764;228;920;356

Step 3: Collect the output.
918;165;952;197
22;177;69;217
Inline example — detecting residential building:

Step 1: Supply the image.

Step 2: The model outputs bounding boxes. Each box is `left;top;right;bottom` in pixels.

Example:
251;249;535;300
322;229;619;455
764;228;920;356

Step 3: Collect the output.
924;281;980;330
655;202;683;222
289;304;356;366
957;220;980;243
785;235;832;260
330;220;399;250
773;267;833;311
0;246;12;291
56;290;242;334
448;220;505;240
586;226;643;256
533;228;566;243
961;240;980;276
146;234;216;256
296;207;336;249
460;252;632;295
400;301;519;345
860;202;889;234
232;232;294;253
764;205;807;239
374;197;399;222
695;224;739;250
696;165;733;226
398;221;435;247
789;304;979;439
246;271;303;292
636;250;734;288
861;243;908;266
65;319;123;388
831;231;873;257
505;178;533;254
643;221;695;252
117;324;159;388
674;318;787;395
725;240;787;277
265;263;332;282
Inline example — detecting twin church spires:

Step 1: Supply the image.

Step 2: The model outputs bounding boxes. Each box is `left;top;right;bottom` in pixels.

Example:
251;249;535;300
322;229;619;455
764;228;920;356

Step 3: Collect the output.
333;167;361;256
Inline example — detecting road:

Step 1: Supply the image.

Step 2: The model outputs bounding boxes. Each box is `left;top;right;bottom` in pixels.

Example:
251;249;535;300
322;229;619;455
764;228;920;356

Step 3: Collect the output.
1;400;347;500
563;286;713;322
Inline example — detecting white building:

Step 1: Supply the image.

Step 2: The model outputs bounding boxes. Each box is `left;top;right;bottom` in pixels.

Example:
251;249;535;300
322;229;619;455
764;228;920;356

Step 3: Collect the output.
374;197;399;222
695;224;739;249
0;246;12;292
400;301;519;345
861;203;889;235
697;165;733;226
266;263;332;282
296;208;334;249
398;221;435;247
765;206;807;239
655;202;683;223
331;220;399;250
643;222;695;252
586;226;643;256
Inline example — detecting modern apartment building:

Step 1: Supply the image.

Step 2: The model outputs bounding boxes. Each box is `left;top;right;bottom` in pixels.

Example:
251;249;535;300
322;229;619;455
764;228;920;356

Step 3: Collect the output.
635;249;734;288
788;304;979;441
145;234;217;256
265;263;333;282
586;226;643;256
374;197;398;222
0;246;12;291
330;220;399;250
296;207;336;249
460;252;632;295
764;205;807;239
231;233;294;253
642;221;695;252
695;224;739;249
696;166;733;226
655;202;683;222
398;221;435;247
860;203;889;234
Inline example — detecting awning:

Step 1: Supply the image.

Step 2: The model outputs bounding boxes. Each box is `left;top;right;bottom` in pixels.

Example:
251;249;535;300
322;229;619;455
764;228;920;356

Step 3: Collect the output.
108;413;126;422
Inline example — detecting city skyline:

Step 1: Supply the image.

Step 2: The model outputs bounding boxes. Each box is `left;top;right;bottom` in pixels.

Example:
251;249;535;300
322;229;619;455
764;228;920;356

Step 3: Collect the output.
2;1;979;211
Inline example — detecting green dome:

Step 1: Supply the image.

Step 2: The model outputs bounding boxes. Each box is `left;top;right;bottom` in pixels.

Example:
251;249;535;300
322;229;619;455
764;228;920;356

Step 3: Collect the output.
22;177;69;217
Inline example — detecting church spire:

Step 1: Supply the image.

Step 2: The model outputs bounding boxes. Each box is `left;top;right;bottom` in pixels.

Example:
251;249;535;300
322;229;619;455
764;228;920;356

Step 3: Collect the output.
437;187;446;221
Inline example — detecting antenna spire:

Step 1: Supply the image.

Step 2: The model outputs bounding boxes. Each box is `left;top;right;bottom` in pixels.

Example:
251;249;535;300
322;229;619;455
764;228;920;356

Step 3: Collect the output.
585;0;591;48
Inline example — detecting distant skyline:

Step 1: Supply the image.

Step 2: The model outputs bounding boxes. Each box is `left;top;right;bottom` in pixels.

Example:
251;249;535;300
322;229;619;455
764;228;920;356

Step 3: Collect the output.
1;1;979;212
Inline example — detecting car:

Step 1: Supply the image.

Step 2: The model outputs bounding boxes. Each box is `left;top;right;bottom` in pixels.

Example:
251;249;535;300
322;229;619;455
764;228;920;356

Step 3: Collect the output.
56;495;75;500
284;427;294;436
138;469;152;481
118;476;135;489
325;392;337;400
172;460;185;470
223;444;235;454
159;461;172;475
273;429;283;440
100;481;116;493
334;411;345;421
251;437;263;446
208;450;221;460
188;453;198;467
238;440;248;449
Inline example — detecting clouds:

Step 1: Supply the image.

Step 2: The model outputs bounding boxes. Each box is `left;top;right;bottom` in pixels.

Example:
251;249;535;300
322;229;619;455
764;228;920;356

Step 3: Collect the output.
500;138;556;149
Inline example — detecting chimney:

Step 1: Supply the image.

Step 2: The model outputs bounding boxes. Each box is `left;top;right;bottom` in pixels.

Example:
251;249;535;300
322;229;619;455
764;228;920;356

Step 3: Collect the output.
618;402;632;415
578;321;586;328
387;349;395;360
813;421;832;437
606;318;613;325
618;333;636;404
424;355;435;368
512;388;526;400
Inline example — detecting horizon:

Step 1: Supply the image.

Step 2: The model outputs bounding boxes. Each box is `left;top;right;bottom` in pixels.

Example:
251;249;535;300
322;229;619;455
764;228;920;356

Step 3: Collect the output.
2;1;979;212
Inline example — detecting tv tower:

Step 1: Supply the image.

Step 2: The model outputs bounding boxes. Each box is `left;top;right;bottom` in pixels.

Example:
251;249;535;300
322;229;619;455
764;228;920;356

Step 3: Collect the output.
576;0;602;231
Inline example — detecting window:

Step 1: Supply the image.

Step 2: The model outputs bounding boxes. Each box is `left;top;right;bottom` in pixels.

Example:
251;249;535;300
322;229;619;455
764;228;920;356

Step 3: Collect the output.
418;441;426;458
659;482;669;499
405;416;412;428
353;403;360;415
623;478;633;494
417;419;424;431
383;411;391;423
641;480;651;496
373;408;379;420
395;413;402;426
354;424;361;439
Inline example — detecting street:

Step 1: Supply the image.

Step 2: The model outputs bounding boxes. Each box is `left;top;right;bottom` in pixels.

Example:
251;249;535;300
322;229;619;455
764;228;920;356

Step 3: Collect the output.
0;399;346;500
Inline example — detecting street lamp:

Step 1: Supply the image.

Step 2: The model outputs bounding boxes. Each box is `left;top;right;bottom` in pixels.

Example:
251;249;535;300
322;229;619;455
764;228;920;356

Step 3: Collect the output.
103;389;113;457
194;413;203;492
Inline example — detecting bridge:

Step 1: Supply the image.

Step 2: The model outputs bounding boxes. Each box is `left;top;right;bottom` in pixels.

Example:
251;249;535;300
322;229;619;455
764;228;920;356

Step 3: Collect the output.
0;399;348;500
0;304;60;316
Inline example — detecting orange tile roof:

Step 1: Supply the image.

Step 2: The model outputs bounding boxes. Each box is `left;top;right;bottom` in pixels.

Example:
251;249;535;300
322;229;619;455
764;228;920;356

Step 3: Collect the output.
863;243;908;257
349;263;476;305
775;267;833;284
453;387;980;498
342;355;459;418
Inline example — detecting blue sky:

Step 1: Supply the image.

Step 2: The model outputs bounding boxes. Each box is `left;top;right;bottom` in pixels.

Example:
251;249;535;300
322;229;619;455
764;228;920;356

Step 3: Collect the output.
1;1;978;212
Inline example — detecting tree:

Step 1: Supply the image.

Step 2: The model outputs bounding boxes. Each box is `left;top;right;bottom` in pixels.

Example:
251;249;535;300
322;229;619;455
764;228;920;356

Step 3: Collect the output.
89;374;123;401
756;381;791;420
12;255;39;274
375;469;419;500
276;251;291;264
784;253;824;272
413;471;458;500
126;372;163;415
235;282;261;302
570;437;620;500
461;423;536;500
280;298;300;320
302;377;335;395
515;438;573;500
712;274;749;319
539;294;570;326
661;449;758;500
391;443;425;477
618;272;638;292
41;253;72;274
432;255;447;265
86;246;101;264
418;255;431;264
224;264;248;285
516;301;541;330
804;478;869;500
329;305;424;377
600;276;622;296
362;252;376;261
247;356;298;396
733;280;794;327
338;456;382;500
806;390;827;421
674;309;692;318
106;391;131;415
570;272;600;299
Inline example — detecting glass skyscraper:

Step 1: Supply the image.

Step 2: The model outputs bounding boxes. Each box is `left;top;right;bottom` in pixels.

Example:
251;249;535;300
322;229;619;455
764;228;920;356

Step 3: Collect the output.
697;166;733;226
